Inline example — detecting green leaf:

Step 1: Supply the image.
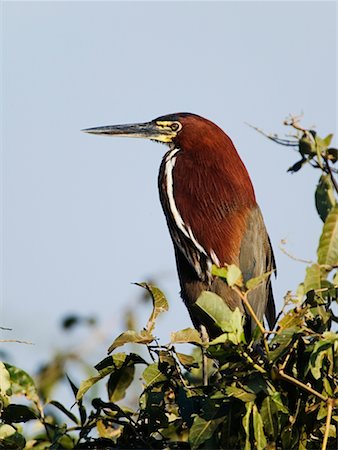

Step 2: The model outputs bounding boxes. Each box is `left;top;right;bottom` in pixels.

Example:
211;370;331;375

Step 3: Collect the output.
317;203;338;266
108;329;154;353
142;363;167;387
189;415;222;450
171;327;202;346
49;400;79;424
0;362;11;394
175;352;198;369
1;404;38;423
4;364;39;404
252;404;267;450
226;385;256;403
77;353;134;401
195;292;244;343
260;396;278;439
226;264;243;287
0;424;25;449
242;401;253;450
135;283;169;333
315;175;336;222
108;364;135;402
303;263;322;293
211;264;228;278
246;271;274;291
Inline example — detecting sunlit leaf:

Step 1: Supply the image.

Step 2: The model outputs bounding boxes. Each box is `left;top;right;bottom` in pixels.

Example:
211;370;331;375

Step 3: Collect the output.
246;271;273;291
4;363;39;404
175;352;199;369
303;263;322;293
171;328;202;346
242;401;253;450
0;424;25;449
317;203;338;266
195;292;244;343
142;363;167;387
252;404;267;450
226;264;243;287
135;283;169;333
108;329;154;353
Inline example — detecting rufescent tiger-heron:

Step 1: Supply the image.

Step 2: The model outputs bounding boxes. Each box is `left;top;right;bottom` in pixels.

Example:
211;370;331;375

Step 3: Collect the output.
83;113;276;338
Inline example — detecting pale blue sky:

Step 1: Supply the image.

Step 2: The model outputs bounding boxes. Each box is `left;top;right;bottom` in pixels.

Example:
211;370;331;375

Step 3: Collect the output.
2;1;337;375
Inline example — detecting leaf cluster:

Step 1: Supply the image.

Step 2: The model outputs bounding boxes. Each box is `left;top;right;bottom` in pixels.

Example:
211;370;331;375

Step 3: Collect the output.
1;118;337;449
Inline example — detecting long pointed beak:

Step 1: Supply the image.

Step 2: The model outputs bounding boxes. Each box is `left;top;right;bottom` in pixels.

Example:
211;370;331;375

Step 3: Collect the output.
82;121;174;143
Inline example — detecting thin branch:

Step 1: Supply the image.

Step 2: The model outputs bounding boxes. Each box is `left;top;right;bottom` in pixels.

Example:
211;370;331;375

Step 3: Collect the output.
0;326;12;331
245;123;299;147
200;325;209;386
325;158;338;195
321;399;333;450
0;339;33;345
278;369;328;402
279;240;313;264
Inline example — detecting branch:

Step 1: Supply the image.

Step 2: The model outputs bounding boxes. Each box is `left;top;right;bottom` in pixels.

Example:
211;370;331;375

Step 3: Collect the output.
321;399;333;450
0;339;33;345
246;123;299;147
278;369;327;402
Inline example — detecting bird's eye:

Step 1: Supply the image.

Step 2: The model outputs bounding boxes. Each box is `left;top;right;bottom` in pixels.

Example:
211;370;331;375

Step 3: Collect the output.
170;122;181;132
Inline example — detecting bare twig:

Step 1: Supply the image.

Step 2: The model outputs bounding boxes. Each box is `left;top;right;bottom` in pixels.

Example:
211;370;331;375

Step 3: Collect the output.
0;326;12;331
278;369;328;402
321;399;333;450
0;339;33;345
245;123;299;147
279;240;313;264
324;158;338;195
200;325;209;386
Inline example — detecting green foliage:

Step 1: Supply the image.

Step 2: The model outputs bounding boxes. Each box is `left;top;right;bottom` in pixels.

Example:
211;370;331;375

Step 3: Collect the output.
1;118;337;449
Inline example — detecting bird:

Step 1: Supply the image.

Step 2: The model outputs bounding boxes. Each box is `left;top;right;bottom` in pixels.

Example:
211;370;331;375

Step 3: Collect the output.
83;113;276;338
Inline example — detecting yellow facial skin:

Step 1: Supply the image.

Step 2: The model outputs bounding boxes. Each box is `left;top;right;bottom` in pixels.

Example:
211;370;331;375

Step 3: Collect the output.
153;121;182;143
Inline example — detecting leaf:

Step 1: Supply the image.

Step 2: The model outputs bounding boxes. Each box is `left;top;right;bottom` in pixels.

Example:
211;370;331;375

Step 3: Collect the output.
252;404;267;450
260;396;278;439
77;353;133;401
226;264;243;287
0;362;11;394
317;203;338;266
226;385;256;403
1;404;38;423
315;175;336;222
246;271;274;291
287;158;307;173
95;353;147;371
211;265;228;278
135;283;169;333
108;364;135;402
242;401;253;450
108;329;154;353
270;392;289;414
0;424;25;449
142;363;167;387
195;292;244;343
175;352;199;369
303;263;322;293
171;328;202;346
49;400;79;424
4;363;39;404
189;415;222;450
